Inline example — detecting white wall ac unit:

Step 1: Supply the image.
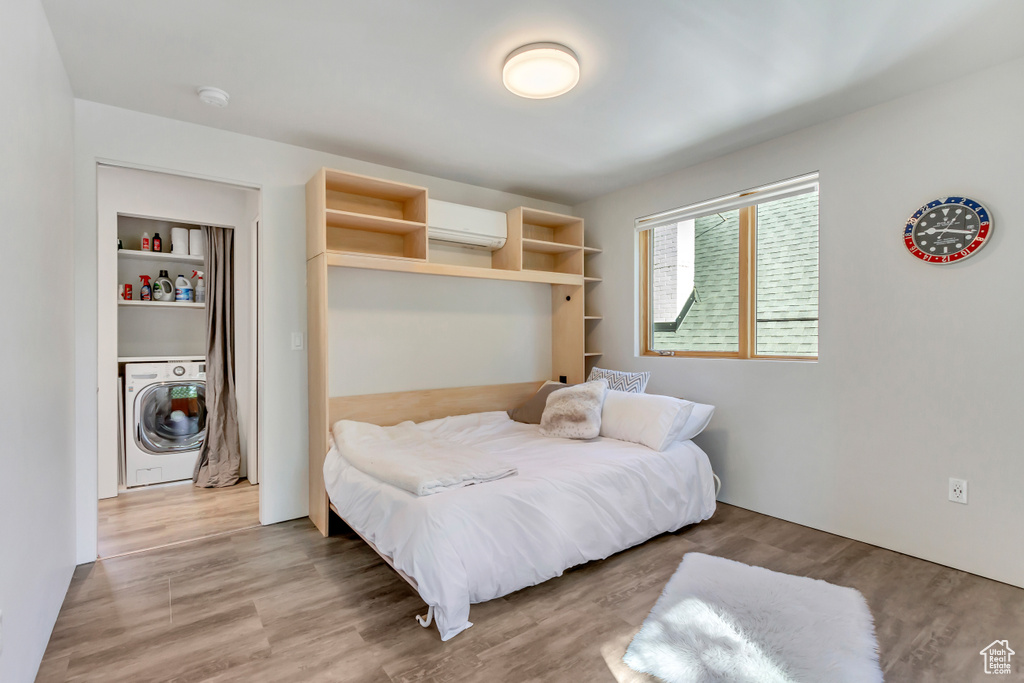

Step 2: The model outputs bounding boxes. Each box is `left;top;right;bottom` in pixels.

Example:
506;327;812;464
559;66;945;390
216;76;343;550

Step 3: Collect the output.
427;199;507;250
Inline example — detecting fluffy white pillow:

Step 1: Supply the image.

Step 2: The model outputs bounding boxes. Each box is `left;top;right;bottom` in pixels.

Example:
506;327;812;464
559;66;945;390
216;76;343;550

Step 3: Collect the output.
600;390;695;452
677;401;715;441
539;379;608;440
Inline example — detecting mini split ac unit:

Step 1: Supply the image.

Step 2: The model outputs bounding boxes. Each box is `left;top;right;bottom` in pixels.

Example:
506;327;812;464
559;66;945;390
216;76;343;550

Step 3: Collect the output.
427;199;507;250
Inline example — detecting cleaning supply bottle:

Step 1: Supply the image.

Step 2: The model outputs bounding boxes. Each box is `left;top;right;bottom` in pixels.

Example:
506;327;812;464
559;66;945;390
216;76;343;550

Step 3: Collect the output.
139;275;152;301
175;274;193;302
153;270;174;302
153;232;162;252
141;231;151;251
192;270;206;304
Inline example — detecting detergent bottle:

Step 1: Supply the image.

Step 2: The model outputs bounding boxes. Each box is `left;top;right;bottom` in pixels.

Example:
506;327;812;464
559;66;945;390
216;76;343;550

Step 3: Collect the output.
139;275;152;301
192;270;206;304
175;274;193;302
153;270;174;302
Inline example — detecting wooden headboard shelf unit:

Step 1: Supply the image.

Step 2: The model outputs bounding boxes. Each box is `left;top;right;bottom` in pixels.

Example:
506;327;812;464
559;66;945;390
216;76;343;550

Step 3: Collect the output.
306;167;602;535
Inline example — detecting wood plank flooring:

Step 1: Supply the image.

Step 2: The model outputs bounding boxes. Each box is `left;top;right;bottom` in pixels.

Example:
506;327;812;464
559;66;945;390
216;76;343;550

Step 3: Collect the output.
39;503;1024;682
97;479;259;558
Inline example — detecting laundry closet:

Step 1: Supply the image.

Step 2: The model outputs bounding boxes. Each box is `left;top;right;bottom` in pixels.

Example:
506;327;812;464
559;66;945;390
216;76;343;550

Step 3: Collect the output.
97;165;260;512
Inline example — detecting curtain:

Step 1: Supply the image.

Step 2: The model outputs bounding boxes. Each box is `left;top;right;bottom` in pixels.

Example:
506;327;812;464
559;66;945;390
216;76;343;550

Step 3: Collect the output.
193;226;242;487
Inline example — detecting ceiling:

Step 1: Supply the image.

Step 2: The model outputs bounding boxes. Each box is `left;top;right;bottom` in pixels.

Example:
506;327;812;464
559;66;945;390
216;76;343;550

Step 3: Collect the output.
41;0;1024;205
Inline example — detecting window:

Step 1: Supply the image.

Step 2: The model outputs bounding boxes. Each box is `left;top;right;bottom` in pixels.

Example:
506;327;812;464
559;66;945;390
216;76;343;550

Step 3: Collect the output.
639;174;818;359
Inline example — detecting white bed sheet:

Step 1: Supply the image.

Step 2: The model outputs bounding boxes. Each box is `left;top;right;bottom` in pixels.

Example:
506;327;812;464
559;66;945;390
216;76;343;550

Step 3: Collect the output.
323;410;717;640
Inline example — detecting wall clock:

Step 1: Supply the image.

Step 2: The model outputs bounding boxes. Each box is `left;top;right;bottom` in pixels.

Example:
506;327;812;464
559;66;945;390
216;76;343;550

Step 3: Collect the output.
904;196;991;264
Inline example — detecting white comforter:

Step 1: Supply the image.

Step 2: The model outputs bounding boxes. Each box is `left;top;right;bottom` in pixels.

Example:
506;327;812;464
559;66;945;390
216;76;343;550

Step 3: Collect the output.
323;411;717;641
332;420;517;496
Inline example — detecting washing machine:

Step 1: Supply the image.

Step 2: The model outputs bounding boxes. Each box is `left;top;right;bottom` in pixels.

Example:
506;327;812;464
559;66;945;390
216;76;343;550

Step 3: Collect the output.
124;361;207;487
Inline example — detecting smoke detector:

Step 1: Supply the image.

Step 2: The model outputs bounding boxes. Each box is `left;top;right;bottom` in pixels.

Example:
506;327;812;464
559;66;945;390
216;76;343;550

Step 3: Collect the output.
197;86;230;108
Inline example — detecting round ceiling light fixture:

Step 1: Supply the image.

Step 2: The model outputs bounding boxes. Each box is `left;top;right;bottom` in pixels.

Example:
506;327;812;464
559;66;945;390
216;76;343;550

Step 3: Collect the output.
197;86;230;108
502;43;579;99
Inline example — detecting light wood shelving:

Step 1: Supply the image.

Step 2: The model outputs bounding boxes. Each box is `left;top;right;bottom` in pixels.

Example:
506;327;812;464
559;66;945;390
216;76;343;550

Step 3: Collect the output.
307;168;428;262
583;243;602;374
306;166;596;535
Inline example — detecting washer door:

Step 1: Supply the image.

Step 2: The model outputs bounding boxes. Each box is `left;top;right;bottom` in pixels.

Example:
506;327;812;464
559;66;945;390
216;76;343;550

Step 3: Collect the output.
135;380;207;455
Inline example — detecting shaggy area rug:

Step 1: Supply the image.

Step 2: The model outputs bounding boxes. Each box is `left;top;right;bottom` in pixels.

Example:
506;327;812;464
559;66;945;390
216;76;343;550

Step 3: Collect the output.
624;553;883;683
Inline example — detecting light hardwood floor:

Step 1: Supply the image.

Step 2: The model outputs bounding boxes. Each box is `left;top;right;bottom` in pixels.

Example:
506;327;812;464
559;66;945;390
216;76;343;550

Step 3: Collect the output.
97;479;259;558
39;503;1024;682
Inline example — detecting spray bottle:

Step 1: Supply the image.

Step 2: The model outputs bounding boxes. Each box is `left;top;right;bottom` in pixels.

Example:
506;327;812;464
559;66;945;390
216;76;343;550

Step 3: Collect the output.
192;270;206;304
139;275;152;301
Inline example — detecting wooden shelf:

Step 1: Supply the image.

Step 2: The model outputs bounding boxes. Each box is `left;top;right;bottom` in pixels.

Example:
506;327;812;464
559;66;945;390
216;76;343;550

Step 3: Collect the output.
584;315;603;321
326;251;583;285
118;300;204;309
309;168;429;261
522;238;581;255
583;246;602;255
118;249;203;264
325;209;426;235
584;276;602;283
584;352;603;357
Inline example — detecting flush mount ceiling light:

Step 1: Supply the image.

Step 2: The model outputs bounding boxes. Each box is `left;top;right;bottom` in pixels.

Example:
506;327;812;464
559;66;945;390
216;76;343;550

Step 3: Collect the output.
197;86;230;108
502;43;580;99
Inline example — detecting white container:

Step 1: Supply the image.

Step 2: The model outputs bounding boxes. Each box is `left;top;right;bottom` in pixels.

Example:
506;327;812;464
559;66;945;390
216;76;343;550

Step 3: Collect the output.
171;227;190;255
174;274;193;302
189;228;205;257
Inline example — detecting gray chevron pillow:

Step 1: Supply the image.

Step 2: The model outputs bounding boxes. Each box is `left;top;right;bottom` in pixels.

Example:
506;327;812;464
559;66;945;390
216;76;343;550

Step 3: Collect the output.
587;366;650;394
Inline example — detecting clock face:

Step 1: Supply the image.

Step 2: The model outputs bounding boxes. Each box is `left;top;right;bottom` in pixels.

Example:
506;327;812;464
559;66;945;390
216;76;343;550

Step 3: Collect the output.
904;196;991;264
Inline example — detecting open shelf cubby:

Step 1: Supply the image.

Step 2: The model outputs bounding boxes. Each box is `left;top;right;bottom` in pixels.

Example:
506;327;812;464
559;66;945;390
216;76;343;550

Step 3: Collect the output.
310;168;428;261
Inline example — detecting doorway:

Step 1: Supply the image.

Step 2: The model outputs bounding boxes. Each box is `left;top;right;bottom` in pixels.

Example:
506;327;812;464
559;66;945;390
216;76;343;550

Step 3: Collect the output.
95;164;261;558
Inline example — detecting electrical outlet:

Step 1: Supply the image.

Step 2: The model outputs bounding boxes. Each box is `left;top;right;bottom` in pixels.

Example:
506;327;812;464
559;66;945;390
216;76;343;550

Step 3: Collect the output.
949;478;968;504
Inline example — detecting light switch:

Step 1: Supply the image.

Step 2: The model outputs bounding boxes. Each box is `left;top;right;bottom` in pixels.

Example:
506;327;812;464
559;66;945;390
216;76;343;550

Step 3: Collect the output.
291;332;305;351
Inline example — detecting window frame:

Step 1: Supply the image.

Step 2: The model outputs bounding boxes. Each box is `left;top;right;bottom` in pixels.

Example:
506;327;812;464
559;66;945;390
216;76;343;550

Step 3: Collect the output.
638;180;818;362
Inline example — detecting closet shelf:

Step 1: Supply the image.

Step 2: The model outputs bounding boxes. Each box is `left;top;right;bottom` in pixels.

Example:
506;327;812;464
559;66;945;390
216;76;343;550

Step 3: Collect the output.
584;352;603;357
118;355;205;363
584;315;603;321
583;276;603;283
118;249;203;264
582;246;603;255
118;300;205;309
326;251;583;285
521;238;581;255
325;209;426;235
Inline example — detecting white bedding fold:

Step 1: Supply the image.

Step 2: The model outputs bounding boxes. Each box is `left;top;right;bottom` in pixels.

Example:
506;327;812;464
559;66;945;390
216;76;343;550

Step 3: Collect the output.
331;419;517;496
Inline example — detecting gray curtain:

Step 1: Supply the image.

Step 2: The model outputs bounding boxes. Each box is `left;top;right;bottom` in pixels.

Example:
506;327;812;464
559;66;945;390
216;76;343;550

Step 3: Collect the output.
193;226;242;487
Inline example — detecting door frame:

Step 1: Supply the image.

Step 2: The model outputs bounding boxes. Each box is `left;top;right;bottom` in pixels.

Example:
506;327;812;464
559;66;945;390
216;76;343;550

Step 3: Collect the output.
87;160;264;561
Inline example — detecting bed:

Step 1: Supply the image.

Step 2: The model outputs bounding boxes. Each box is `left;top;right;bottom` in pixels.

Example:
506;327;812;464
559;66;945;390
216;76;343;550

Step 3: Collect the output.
322;394;718;641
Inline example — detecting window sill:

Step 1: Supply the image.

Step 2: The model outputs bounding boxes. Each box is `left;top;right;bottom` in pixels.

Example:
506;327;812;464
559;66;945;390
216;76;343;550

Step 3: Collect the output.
641;350;817;362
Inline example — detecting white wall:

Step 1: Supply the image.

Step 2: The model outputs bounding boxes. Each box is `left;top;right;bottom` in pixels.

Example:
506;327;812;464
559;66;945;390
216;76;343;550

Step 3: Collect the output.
0;1;75;680
329;269;552;396
74;100;570;562
576;56;1024;588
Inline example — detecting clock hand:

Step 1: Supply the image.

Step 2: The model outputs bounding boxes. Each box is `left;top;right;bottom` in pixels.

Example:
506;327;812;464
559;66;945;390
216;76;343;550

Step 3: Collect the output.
918;227;974;235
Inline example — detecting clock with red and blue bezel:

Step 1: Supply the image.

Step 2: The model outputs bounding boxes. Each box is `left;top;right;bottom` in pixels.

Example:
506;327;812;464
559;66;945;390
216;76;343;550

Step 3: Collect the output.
904;196;991;264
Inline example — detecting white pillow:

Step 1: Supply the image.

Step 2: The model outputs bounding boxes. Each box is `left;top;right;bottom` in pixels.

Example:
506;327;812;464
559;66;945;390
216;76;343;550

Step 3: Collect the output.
600;390;695;452
677;401;715;441
540;379;608;440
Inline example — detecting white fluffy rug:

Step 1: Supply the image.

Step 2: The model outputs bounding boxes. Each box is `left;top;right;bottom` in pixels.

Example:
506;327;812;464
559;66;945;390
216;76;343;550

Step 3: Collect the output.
623;553;883;683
